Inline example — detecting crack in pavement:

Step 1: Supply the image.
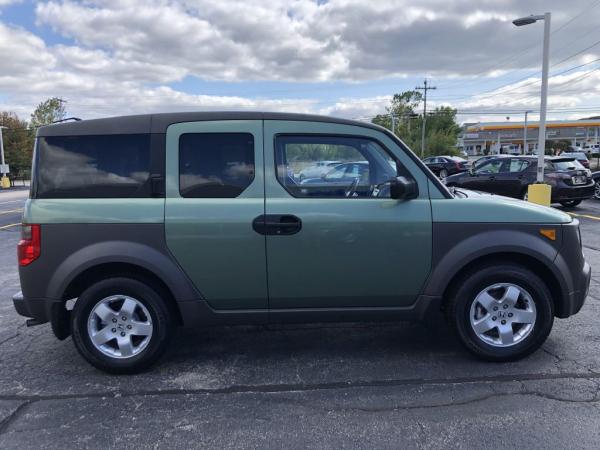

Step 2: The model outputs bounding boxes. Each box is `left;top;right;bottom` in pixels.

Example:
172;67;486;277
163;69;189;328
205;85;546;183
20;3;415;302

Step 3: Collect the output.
0;402;31;436
1;371;600;404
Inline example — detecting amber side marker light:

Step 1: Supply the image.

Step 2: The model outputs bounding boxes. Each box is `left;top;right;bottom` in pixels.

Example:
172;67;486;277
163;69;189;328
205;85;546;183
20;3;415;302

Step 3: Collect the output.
539;228;556;241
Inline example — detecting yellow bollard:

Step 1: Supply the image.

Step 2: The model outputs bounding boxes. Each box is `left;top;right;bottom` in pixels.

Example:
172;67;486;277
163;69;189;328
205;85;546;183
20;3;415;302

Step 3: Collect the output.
527;183;551;206
0;176;9;189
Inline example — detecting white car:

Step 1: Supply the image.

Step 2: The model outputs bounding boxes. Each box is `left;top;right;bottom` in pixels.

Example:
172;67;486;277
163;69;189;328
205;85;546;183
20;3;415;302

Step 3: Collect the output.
298;161;341;180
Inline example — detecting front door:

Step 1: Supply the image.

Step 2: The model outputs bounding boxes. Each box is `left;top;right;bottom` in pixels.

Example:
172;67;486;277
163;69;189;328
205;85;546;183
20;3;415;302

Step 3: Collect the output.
165;120;268;309
262;120;432;309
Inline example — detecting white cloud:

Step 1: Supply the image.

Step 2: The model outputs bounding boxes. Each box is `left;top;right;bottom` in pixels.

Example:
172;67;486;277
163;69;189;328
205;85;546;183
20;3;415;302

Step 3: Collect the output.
0;0;599;123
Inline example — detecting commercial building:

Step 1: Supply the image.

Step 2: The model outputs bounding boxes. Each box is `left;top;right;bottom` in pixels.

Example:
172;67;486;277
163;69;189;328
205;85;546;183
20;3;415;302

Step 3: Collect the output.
460;118;600;155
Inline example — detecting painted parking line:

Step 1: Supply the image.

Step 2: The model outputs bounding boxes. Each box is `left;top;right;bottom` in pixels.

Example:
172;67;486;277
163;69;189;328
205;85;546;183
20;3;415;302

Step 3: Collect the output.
567;212;600;221
0;223;20;230
0;209;22;215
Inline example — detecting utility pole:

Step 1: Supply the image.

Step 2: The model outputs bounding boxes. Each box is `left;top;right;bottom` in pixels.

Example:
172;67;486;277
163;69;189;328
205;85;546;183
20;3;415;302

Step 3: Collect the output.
416;79;436;158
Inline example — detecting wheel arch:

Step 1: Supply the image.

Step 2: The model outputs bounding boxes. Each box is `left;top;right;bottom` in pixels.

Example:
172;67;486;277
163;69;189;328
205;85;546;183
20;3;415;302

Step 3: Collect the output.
424;225;570;318
441;252;563;316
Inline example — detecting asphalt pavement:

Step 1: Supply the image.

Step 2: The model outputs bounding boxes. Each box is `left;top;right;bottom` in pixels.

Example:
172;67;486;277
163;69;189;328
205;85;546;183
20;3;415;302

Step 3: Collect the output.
1;188;600;448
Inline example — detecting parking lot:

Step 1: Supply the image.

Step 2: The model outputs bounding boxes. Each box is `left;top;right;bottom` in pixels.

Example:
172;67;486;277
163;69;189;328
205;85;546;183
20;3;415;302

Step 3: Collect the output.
1;188;600;448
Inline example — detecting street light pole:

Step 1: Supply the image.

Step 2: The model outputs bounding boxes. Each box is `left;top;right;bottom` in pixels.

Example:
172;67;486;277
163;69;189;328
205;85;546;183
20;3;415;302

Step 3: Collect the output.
0;126;9;189
513;12;552;205
537;12;551;182
523;111;529;154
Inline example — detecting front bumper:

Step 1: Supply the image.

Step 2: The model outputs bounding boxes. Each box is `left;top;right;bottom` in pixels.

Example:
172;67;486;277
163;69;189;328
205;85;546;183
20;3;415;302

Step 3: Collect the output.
566;261;591;317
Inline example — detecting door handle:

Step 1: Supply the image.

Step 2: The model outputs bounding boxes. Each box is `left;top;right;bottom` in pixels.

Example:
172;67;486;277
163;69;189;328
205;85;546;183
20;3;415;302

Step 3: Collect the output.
252;214;302;236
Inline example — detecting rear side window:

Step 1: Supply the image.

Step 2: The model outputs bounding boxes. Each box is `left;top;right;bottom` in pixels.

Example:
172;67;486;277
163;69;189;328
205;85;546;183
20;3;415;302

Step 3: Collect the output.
36;134;151;198
179;133;255;198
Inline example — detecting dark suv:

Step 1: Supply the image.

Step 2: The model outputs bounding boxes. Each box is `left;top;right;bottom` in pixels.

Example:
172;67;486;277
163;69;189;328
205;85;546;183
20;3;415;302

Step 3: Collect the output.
444;156;594;207
13;112;590;373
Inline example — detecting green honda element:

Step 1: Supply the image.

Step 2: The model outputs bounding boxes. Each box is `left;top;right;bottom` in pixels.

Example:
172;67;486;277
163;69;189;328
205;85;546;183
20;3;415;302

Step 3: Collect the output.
13;112;590;373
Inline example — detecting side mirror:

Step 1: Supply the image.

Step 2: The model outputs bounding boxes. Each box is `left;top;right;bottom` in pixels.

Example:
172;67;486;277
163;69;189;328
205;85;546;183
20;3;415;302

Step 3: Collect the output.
390;176;418;200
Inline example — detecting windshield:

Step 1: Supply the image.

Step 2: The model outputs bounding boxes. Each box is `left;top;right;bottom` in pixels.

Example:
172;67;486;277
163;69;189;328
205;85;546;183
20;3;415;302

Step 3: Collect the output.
550;159;585;171
562;152;587;160
449;156;466;162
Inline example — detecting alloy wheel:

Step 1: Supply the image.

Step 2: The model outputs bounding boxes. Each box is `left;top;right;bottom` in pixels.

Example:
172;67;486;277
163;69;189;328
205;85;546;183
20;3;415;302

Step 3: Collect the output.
87;295;153;359
469;283;537;347
595;181;600;200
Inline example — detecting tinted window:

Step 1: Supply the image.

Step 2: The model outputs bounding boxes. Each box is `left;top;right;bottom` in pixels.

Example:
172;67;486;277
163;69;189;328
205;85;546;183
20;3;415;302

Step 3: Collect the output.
476;159;506;174
179;133;255;198
275;135;401;198
550;159;584;171
36;134;151;198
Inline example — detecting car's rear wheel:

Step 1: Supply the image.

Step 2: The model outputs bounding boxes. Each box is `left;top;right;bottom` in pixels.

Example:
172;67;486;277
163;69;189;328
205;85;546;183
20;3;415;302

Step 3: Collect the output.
559;200;582;207
594;180;600;200
446;263;553;361
71;277;174;374
439;169;448;178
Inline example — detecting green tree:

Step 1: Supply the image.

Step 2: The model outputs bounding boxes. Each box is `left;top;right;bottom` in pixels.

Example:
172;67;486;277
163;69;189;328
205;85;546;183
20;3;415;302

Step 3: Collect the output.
0;112;35;182
30;97;66;128
372;92;461;157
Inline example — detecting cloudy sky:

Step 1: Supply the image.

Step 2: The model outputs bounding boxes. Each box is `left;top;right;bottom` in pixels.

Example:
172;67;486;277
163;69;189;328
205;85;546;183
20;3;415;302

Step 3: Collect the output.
1;0;599;124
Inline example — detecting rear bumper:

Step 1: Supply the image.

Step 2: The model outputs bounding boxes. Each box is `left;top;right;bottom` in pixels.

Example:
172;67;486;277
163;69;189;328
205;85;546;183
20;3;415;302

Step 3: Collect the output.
13;291;59;324
552;183;594;202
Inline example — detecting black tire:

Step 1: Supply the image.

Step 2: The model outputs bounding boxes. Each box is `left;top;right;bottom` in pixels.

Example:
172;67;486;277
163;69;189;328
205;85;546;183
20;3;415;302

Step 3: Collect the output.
594;180;600;200
446;263;554;362
559;200;582;207
71;277;174;374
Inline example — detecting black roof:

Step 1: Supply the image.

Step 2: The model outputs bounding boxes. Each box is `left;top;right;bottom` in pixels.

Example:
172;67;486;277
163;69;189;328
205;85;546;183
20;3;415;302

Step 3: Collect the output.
36;111;384;137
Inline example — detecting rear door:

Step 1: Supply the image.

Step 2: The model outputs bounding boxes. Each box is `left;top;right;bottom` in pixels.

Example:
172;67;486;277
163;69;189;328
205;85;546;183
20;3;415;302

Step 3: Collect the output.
262;120;432;309
165;121;268;310
493;158;531;198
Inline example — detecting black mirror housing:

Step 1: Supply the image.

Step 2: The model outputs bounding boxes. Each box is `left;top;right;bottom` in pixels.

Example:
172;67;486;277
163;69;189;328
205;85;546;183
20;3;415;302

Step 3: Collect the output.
390;176;418;200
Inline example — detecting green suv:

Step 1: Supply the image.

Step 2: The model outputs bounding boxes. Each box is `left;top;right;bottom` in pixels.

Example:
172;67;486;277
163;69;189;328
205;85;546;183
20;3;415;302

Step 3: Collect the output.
13;112;590;373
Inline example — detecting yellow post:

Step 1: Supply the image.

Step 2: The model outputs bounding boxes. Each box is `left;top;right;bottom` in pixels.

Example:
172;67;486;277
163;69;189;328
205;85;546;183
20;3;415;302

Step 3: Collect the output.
527;183;551;206
0;176;9;189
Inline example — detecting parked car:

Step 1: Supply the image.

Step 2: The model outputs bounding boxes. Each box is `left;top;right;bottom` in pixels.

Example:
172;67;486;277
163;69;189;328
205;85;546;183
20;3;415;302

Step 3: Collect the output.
14;112;589;373
297;160;341;180
560;151;590;169
592;171;600;200
422;155;468;178
300;161;372;197
583;144;600;155
444;156;594;207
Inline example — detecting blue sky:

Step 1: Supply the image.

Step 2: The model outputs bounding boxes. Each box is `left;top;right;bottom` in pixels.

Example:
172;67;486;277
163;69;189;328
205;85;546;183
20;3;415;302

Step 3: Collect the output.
1;0;599;124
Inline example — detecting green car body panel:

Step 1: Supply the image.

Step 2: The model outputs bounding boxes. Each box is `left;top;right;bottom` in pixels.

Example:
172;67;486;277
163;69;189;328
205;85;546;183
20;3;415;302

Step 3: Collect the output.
13;112;589;343
262;120;432;308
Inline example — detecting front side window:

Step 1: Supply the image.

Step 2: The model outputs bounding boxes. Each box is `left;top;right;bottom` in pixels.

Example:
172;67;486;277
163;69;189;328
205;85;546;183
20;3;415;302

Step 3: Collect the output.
179;133;255;198
275;135;401;198
36;134;151;198
476;159;506;174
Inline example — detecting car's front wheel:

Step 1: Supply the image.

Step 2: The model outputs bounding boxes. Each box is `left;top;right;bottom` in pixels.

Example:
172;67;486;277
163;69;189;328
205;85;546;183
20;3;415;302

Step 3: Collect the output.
446;263;554;361
71;277;174;374
594;179;600;200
